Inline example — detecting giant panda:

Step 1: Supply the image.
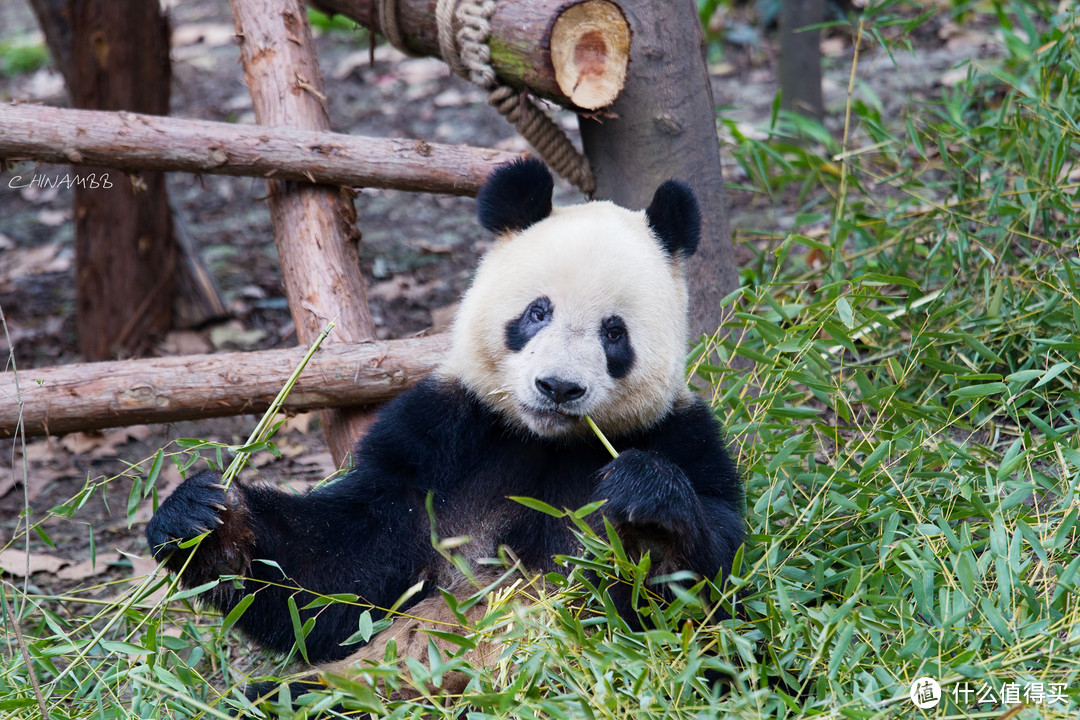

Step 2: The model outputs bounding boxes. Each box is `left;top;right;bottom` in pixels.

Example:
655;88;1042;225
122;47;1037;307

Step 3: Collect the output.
146;158;745;687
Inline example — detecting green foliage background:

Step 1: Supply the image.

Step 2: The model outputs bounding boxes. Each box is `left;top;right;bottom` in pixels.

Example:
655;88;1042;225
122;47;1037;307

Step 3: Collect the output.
3;0;1080;718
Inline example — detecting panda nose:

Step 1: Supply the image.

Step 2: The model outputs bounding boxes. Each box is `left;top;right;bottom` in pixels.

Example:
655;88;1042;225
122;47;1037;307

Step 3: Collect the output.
536;377;587;405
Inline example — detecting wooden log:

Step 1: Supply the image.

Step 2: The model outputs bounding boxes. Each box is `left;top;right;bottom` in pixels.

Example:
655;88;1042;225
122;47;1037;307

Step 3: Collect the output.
0;335;449;439
69;0;177;360
0;103;518;196
578;0;739;342
229;0;376;465
309;0;630;110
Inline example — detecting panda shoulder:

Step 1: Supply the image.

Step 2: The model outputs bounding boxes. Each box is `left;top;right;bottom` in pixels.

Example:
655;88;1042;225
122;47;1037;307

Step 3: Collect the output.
657;395;724;441
646;396;736;472
357;375;490;458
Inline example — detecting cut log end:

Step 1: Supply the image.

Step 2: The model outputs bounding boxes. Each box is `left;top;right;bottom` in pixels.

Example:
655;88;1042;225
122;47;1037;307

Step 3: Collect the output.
550;0;630;111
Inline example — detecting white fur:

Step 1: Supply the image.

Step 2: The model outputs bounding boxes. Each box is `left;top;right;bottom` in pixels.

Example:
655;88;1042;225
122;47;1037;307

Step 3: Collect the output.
439;200;692;439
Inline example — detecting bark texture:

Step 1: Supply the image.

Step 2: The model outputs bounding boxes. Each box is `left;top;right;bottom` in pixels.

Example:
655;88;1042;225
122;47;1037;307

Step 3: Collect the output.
310;0;629;110
0;103;519;196
1;336;449;438
779;0;825;120
20;6;231;330
229;0;378;464
578;0;738;340
68;0;178;360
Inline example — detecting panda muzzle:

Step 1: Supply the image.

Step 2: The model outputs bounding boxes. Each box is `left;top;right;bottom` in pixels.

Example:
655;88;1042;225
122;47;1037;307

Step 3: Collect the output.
535;376;587;406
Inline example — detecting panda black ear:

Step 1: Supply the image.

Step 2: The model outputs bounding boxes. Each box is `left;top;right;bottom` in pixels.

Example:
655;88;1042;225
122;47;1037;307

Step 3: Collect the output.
645;180;701;258
476;158;554;235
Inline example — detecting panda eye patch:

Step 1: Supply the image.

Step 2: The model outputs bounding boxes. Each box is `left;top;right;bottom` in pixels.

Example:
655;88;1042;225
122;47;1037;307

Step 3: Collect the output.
506;296;554;351
601;315;635;378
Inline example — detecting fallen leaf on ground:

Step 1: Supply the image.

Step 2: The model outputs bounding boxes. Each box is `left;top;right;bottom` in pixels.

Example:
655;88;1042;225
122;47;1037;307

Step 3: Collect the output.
209;320;268;350
59;425;153;459
56;551;123;581
0;548;68;576
0;243;71;279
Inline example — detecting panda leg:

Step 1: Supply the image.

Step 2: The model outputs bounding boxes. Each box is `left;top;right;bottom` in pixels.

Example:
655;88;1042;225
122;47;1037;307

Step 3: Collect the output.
308;568;515;699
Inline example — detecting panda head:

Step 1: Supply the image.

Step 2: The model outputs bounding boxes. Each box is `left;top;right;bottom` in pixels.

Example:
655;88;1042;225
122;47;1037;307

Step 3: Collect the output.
440;158;701;439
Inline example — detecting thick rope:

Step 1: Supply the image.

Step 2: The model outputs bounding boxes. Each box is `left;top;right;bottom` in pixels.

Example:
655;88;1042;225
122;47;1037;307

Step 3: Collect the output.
377;0;420;56
378;0;595;194
435;0;469;81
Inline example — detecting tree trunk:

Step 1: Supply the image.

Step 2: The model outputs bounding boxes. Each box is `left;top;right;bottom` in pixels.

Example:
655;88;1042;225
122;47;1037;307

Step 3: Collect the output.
0;103;519;197
27;0;73;92
68;0;178;360
229;0;377;464
310;0;629;110
0;335;448;439
578;0;738;341
24;4;233;331
779;0;825;121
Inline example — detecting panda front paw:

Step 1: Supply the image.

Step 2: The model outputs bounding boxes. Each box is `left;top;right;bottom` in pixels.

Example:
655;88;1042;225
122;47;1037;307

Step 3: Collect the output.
593;449;699;537
145;470;251;574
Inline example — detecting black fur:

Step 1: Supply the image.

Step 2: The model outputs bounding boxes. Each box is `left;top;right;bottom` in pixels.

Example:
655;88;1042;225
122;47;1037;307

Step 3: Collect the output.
476;158;554;234
645;180;701;258
600;315;634;379
146;377;744;664
505;296;553;352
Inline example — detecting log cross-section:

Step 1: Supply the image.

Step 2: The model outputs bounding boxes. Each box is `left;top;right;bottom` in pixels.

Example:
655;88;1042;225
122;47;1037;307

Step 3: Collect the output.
0;336;449;439
311;0;630;110
229;0;376;464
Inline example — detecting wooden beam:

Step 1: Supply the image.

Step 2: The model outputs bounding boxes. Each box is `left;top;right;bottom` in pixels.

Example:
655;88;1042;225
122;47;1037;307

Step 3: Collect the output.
228;0;375;464
0;335;449;439
232;0;401;462
0;103;518;196
310;0;630;110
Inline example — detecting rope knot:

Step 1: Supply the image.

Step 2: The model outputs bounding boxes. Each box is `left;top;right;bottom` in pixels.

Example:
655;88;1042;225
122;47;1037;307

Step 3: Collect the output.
379;0;595;195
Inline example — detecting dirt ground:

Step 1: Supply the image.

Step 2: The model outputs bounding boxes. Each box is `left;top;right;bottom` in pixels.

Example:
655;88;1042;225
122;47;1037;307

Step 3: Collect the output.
0;0;1002;593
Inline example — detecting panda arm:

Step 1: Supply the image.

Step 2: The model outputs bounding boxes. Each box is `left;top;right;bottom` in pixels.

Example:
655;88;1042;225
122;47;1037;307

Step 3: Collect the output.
145;378;461;662
593;399;745;582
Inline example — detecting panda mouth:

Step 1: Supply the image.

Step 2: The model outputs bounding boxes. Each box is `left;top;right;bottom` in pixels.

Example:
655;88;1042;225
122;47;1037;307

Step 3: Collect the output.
519;403;584;431
529;406;581;420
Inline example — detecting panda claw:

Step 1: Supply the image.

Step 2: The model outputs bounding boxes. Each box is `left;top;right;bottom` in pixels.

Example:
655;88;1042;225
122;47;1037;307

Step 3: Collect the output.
210;503;228;513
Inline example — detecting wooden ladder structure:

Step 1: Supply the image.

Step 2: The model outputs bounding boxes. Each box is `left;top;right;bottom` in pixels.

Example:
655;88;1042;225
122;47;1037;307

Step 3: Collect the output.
0;0;736;466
